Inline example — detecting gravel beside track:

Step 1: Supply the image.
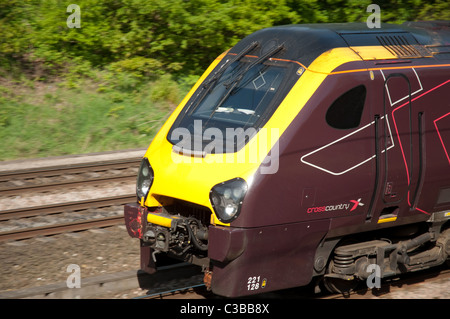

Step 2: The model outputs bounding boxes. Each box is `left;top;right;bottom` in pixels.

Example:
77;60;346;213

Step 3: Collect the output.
0;225;143;295
0;149;146;297
0;182;134;212
359;273;450;299
2;221;449;299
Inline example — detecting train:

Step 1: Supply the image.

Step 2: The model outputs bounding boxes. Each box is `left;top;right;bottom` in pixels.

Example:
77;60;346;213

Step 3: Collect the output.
124;21;450;297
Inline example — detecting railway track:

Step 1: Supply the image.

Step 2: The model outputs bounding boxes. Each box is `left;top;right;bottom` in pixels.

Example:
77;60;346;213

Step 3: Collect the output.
0;194;134;221
0;154;141;242
0;211;125;242
1;151;448;301
1;259;448;299
0;262;205;299
0;158;140;197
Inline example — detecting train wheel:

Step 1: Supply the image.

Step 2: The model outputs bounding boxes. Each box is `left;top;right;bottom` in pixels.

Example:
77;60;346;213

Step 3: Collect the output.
323;260;359;295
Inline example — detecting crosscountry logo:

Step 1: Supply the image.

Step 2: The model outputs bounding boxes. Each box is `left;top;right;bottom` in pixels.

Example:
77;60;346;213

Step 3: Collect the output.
307;198;365;214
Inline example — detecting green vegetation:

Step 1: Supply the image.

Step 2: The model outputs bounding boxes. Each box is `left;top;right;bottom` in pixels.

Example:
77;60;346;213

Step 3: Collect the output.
0;75;189;160
0;0;448;160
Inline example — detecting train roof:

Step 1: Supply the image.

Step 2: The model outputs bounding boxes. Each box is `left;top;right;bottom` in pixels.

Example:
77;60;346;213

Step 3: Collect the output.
231;21;450;67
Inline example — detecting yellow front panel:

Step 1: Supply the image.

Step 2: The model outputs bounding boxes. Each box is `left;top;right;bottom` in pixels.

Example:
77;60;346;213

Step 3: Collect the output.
142;46;371;226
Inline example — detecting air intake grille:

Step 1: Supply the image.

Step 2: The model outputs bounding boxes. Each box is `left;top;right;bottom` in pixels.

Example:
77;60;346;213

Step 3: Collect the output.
166;199;212;226
377;35;424;58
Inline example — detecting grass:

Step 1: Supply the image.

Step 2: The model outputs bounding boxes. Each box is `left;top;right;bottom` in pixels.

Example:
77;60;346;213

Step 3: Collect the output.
0;74;195;161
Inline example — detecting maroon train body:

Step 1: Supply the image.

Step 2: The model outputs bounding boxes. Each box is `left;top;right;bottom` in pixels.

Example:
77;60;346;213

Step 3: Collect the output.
124;22;450;297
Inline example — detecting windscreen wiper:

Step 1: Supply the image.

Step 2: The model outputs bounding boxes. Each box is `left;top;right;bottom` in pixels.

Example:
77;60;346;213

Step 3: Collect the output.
223;43;284;90
183;41;260;117
202;41;259;88
206;44;285;120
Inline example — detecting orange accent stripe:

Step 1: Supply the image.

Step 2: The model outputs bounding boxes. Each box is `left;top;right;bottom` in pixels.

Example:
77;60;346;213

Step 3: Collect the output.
226;53;450;75
312;64;450;75
228;52;307;68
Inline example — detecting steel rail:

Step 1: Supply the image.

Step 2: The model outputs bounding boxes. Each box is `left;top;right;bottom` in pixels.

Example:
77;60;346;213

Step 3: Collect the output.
0;158;141;182
0;215;124;242
0;175;135;196
0;157;140;196
0;194;135;221
0;263;204;299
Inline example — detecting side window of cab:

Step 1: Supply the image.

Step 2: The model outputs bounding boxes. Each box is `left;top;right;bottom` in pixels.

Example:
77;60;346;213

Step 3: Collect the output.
325;85;366;130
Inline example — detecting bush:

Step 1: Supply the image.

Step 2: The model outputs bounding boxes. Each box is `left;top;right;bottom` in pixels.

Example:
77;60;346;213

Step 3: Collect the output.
150;74;181;106
2;0;448;82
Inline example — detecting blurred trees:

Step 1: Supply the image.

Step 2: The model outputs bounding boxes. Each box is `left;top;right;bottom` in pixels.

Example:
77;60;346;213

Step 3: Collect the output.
0;0;448;79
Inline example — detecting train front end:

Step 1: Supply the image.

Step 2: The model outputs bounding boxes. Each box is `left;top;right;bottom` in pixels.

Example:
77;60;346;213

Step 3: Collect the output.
123;25;345;297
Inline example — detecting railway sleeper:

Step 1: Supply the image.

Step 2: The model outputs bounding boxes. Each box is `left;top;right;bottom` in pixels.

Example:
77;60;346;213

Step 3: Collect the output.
323;222;450;293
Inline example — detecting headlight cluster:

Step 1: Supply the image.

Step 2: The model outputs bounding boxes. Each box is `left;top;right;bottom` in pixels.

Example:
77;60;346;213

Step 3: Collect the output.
136;157;154;201
210;178;248;223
